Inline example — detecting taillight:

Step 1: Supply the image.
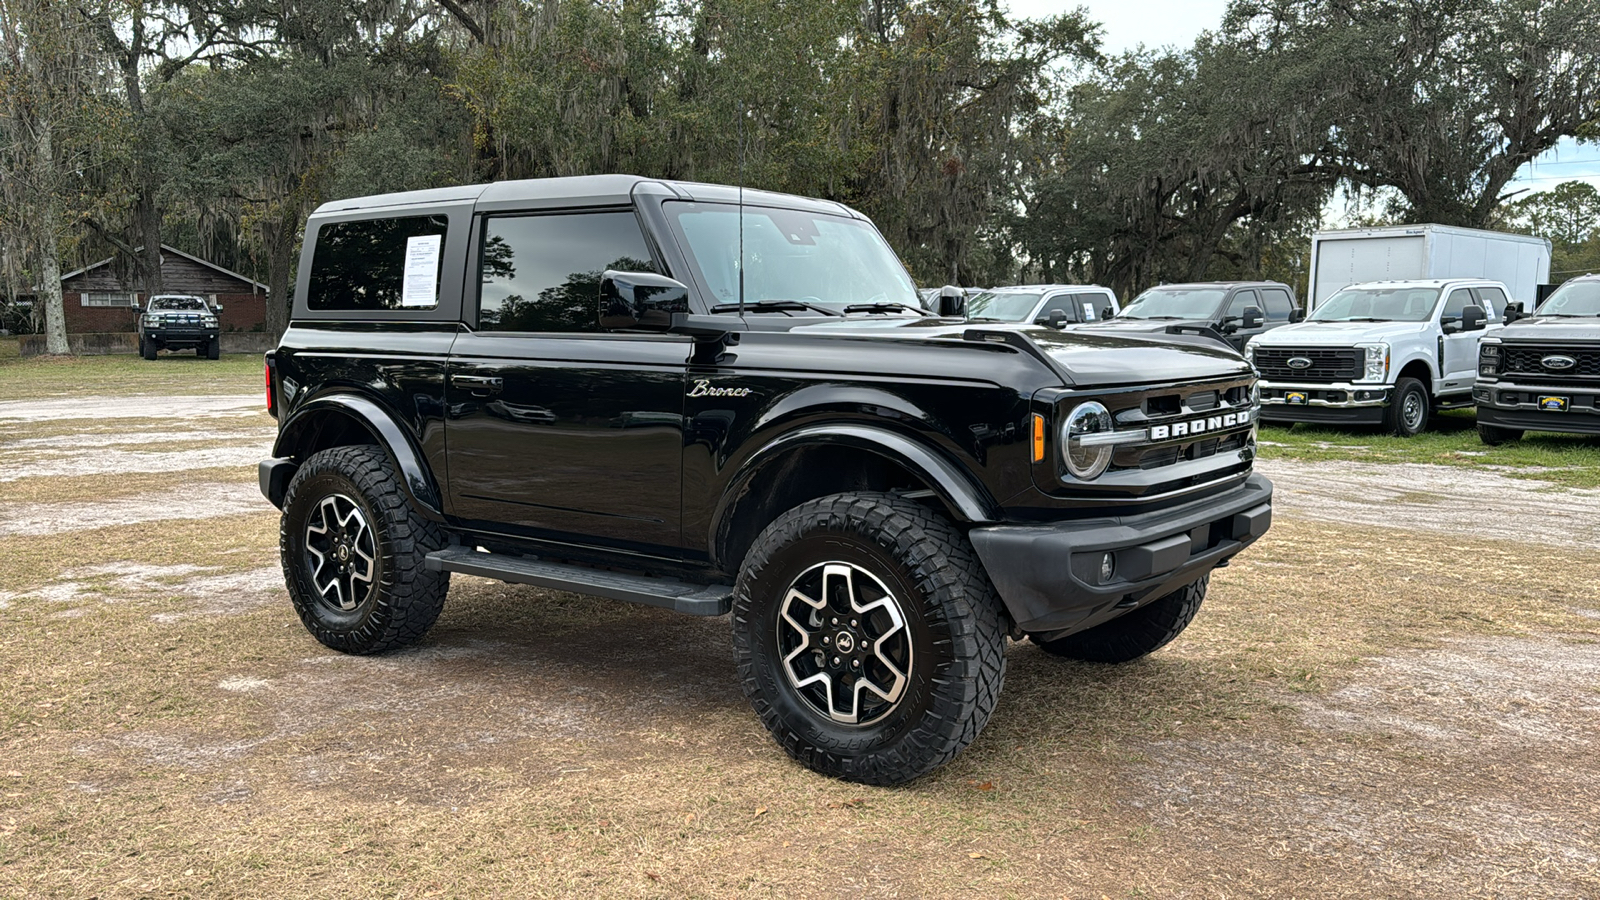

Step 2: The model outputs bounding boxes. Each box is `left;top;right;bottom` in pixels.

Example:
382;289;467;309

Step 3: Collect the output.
265;354;277;418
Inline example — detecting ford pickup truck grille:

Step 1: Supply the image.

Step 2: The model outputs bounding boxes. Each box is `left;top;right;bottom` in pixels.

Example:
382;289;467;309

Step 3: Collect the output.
1252;347;1361;382
1501;346;1600;383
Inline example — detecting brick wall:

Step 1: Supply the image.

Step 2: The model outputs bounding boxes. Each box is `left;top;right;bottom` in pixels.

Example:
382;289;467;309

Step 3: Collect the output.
62;290;268;333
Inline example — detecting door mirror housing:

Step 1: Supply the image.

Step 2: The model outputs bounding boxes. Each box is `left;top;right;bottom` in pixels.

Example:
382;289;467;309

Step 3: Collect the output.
1034;309;1069;329
1504;301;1525;324
1241;306;1264;330
936;285;966;318
213;303;224;313
599;270;690;332
1101;305;1115;320
1462;304;1487;331
1288;307;1305;323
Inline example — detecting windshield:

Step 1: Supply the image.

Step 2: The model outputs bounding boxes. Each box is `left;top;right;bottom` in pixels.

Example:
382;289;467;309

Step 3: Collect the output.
1119;287;1227;319
965;290;1044;321
1310;287;1438;322
150;296;207;311
666;203;921;311
1535;280;1600;317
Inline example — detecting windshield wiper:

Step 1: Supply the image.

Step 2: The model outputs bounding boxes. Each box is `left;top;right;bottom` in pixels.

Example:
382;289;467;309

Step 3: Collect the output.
841;302;928;315
1319;316;1387;322
1127;315;1184;320
709;299;844;317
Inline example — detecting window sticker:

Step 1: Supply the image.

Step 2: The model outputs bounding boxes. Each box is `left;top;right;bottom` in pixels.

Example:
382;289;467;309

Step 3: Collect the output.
401;234;443;307
1082;301;1096;321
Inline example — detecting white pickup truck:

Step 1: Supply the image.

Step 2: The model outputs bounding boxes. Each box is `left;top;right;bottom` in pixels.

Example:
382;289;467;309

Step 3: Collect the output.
1244;278;1510;436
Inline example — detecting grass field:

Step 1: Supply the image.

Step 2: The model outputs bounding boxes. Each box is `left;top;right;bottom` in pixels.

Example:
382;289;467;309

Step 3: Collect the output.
2;355;1598;898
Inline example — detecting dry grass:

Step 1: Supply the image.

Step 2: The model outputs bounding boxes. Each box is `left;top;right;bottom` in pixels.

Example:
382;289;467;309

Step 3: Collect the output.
0;353;261;401
0;468;258;505
2;513;1598;899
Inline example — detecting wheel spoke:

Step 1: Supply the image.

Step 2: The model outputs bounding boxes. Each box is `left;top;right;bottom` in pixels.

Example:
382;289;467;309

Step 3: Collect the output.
303;492;374;613
776;561;913;726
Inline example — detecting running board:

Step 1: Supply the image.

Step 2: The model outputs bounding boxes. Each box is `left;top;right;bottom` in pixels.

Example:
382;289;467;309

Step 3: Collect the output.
425;546;733;616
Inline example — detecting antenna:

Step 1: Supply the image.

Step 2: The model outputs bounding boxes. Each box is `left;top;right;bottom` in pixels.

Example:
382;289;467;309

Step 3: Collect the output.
737;102;746;317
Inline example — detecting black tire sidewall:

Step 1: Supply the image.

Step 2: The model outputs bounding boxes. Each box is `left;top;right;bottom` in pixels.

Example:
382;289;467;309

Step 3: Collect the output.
740;527;949;757
1389;378;1428;436
282;461;393;648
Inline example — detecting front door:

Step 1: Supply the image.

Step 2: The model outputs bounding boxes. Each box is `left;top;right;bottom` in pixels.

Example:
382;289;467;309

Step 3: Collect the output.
444;208;689;556
1438;287;1484;394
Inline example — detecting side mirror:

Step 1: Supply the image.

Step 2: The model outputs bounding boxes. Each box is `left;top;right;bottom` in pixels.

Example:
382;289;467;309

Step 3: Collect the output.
1503;301;1524;325
213;303;224;313
1033;309;1069;329
1462;304;1486;331
599;270;690;332
1101;306;1115;320
1241;306;1264;330
937;285;966;318
1288;307;1305;323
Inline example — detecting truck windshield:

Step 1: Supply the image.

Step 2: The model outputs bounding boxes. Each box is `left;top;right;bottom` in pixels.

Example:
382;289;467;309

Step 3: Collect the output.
1119;287;1226;319
1310;287;1439;322
666;203;920;312
966;290;1044;321
149;297;207;311
1535;280;1600;317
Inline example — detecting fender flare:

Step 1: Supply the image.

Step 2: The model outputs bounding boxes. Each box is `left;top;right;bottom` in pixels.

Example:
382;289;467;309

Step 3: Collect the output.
272;393;445;521
711;422;1002;567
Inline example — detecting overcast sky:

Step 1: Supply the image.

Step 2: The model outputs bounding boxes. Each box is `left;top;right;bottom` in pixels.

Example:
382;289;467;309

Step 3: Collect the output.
1003;0;1600;200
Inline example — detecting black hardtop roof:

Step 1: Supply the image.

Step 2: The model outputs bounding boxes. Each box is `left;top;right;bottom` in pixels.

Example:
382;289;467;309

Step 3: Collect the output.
311;175;861;219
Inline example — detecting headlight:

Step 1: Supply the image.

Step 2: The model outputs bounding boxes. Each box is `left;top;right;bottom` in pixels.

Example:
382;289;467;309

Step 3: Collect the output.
1357;342;1388;382
203;316;218;326
1243;343;1255;364
1061;401;1114;480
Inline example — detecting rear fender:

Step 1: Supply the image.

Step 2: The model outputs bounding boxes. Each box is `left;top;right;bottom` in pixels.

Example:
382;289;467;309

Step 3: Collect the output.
272;393;444;521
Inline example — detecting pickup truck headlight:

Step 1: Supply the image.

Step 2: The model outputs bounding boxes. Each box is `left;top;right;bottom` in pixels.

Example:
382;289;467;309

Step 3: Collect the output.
202;316;218;327
1062;401;1114;480
1242;342;1255;364
1478;340;1500;378
1357;342;1389;382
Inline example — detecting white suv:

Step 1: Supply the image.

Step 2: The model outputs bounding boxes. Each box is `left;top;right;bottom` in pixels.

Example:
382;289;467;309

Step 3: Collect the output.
1245;279;1510;436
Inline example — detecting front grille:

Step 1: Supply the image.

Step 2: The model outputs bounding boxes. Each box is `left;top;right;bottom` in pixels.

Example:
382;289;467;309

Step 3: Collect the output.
1107;382;1255;474
1253;347;1361;383
1501;346;1600;383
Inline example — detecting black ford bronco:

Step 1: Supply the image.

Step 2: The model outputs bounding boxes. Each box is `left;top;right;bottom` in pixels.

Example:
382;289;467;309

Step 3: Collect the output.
1476;273;1600;444
258;175;1273;785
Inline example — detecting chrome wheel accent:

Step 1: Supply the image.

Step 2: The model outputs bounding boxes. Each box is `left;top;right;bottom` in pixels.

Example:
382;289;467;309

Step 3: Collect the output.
777;561;911;725
1402;390;1426;431
303;493;376;612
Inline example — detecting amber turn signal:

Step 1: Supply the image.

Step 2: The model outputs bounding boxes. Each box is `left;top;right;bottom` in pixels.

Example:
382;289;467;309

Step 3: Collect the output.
1031;413;1045;462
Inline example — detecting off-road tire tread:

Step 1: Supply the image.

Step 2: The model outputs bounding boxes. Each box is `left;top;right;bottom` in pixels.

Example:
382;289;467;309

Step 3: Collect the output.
206;336;221;360
733;491;1007;786
1477;422;1523;445
141;338;156;360
1031;576;1207;664
280;445;449;654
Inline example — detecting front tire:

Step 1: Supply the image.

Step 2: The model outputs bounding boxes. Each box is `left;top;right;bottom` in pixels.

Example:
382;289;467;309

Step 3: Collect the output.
1477;422;1523;445
141;337;157;360
206;336;220;360
280;445;449;654
1031;576;1207;664
732;492;1007;785
1384;377;1429;437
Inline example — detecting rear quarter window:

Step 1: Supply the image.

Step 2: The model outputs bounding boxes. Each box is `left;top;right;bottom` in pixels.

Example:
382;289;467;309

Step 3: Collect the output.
308;215;450;311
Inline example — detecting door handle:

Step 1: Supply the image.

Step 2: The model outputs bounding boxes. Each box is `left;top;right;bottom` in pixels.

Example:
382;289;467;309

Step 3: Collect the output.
451;374;503;395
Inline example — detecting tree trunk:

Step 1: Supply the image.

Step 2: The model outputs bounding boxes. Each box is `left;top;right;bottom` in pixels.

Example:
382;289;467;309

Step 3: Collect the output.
263;212;295;340
35;113;69;355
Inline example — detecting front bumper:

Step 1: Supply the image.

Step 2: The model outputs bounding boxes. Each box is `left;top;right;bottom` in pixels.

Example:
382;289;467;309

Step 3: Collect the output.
146;327;219;347
1258;380;1390;425
968;473;1273;636
1475;380;1600;435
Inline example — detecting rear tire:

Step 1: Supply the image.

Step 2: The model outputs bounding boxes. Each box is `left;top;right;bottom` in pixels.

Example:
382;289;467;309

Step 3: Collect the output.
206;336;221;360
1477;422;1524;445
732;492;1007;785
1384;377;1429;437
141;337;157;360
280;445;449;654
1031;576;1207;664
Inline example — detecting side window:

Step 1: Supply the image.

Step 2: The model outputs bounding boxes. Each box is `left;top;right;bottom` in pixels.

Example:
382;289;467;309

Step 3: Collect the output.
1441;288;1477;320
1473;286;1506;321
478;211;658;333
308;215;450;311
1071;292;1105;321
1226;290;1258;319
1038;293;1076;322
1262;288;1295;322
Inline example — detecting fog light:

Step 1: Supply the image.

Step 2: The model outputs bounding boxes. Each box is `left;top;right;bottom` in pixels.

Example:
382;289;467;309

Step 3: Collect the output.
1100;552;1116;583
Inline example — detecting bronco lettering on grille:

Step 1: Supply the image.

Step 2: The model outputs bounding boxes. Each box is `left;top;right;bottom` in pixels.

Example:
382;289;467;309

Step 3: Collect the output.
1148;409;1253;441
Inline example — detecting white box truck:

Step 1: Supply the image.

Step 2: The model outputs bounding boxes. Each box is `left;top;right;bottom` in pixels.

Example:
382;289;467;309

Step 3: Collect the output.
1307;225;1551;312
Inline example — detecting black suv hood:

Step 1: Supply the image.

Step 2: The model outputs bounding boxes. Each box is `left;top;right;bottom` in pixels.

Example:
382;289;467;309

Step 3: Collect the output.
788;316;1252;387
1500;316;1600;343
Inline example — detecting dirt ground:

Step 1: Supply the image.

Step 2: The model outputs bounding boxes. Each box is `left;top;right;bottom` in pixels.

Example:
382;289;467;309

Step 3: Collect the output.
1;380;1597;898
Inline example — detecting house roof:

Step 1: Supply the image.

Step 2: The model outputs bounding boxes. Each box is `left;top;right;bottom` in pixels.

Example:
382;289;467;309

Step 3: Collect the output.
59;244;268;292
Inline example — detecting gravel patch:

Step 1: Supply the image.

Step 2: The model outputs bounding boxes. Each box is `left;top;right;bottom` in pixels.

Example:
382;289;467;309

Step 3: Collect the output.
0;482;271;535
0;394;261;422
0;444;270;481
1258;458;1600;548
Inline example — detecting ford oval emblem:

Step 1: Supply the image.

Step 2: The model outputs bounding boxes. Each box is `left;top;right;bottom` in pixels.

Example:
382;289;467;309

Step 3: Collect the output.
1287;357;1313;369
1542;355;1577;371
